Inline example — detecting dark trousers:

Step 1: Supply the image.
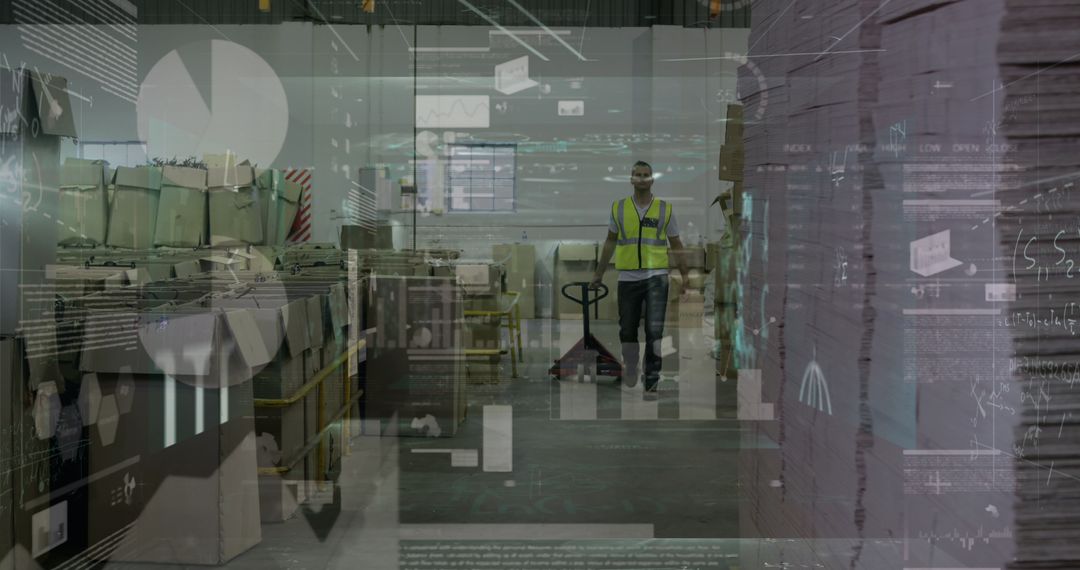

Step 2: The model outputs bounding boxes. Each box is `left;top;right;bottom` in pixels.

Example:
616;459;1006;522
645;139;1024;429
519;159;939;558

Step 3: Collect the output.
618;275;669;390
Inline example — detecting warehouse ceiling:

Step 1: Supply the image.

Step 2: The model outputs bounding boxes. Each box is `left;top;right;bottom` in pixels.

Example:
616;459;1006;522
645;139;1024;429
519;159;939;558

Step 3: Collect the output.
0;0;749;27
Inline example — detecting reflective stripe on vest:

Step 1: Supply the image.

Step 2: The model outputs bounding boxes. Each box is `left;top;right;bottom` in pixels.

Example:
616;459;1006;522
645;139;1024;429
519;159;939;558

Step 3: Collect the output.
612;197;671;270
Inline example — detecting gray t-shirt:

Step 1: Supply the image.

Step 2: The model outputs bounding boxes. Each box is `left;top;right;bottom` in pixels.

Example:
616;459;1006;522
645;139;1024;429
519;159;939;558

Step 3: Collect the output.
609;198;680;282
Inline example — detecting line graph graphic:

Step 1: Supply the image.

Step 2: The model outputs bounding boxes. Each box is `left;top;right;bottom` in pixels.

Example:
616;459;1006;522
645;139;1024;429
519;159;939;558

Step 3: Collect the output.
416;95;490;128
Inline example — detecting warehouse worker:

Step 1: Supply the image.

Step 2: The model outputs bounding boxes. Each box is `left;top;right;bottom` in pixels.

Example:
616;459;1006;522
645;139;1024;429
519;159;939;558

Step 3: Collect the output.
590;160;689;400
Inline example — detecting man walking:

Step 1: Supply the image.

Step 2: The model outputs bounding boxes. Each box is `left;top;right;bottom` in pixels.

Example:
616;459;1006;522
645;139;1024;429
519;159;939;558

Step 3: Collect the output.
591;160;689;400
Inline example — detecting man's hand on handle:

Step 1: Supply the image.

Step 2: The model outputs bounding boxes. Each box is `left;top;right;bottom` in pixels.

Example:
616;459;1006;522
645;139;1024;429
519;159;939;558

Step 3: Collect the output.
589;271;604;290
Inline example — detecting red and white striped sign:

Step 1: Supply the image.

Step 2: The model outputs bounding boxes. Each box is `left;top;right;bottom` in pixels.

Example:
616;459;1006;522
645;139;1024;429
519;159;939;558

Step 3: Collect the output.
285;168;313;243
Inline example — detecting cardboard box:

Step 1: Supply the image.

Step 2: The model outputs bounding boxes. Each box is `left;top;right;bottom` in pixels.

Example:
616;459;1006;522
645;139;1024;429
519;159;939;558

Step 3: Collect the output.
340;225;375;251
669;246;707;270
597;264;619;321
209;162;263;247
84;371;150;565
465;314;501;351
252;170;304;247
79;302;275;384
208;296;309;521
58;158;109;246
250;246;281;272
493;244;536;318
76;299;280;564
154;165;207;248
322;335;346;478
557;242;596;261
304;390;319;491
304;295;326;379
455;263;501;295
731;181;744;217
375;224;394;250
725;104;744;144
110;380;262;565
718;146;744;182
555;242;597;319
670;270;707;292
107;166;162;250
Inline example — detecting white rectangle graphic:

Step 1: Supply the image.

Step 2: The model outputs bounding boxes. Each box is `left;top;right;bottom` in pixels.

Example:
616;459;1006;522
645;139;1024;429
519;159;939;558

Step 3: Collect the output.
560;381;598;420
558;100;585;116
483;405;513;472
985;283;1016;302
32;501;68;558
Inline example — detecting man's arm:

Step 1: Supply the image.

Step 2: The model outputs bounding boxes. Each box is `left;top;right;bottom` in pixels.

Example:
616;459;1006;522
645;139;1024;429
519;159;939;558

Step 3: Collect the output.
591;231;618;288
668;235;690;293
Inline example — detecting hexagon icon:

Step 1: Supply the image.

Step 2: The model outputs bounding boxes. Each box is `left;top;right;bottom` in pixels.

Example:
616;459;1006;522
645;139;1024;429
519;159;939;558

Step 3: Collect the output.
78;373;102;426
97;395;120;447
33;382;62;440
115;373;135;414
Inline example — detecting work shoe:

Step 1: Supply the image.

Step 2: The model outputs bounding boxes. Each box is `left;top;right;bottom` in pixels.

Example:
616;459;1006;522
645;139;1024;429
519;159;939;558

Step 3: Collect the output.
643;385;658;401
622;366;639;388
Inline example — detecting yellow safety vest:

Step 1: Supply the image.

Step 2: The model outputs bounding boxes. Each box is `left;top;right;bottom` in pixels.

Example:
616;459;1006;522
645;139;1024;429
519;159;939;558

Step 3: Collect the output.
612;197;671;270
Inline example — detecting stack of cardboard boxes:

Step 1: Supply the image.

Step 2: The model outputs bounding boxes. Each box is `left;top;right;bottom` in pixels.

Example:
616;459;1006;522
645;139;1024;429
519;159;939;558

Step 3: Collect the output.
208;160;263;247
58;158;111;247
554;242;598;320
107;166;163;250
75;158;303;253
2;252;373;565
661;249;709;381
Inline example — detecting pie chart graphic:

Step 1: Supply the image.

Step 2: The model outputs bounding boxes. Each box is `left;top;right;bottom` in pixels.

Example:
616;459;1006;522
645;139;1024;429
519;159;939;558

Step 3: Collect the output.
137;39;289;166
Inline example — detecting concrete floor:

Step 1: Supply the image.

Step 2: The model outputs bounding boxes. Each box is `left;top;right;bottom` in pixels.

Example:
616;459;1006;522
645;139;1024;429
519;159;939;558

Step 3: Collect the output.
103;319;886;569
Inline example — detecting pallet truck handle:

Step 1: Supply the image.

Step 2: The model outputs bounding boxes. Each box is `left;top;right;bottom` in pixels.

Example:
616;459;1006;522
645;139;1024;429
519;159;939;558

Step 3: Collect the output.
561;282;608;305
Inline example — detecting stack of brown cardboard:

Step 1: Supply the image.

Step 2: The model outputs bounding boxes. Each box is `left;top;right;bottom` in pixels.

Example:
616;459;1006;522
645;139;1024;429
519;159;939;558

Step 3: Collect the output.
670;246;707;273
209;161;263;247
555;242;597;319
320;283;350;477
209;295;309;522
153;165;207;248
58;158;110;247
107;166;162;250
79;303;268;565
493;244;536;319
662;271;708;380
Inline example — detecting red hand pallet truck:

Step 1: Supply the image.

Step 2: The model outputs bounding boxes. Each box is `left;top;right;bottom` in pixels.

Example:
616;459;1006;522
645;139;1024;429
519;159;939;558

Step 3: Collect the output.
549;282;624;383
